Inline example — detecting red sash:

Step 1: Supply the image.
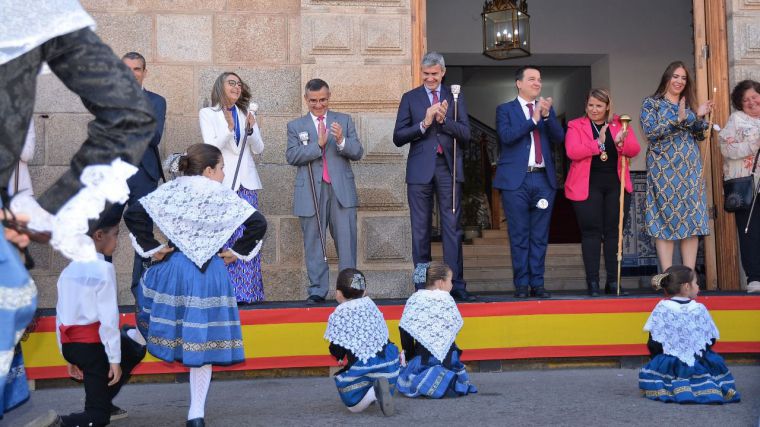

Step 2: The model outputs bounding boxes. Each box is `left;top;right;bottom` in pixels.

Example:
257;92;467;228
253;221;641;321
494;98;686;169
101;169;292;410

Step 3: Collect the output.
59;322;101;344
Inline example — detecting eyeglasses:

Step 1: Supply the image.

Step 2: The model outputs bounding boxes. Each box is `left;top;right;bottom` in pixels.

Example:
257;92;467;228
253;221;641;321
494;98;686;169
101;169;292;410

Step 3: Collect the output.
226;80;243;88
307;98;329;105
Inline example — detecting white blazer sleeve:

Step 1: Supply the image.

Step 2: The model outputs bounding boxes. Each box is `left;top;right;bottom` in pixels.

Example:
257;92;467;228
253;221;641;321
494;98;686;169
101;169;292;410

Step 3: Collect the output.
248;122;264;155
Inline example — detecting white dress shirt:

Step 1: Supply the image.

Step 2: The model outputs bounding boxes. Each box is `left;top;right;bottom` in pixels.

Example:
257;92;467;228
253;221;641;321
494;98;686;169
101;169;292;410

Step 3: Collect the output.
56;253;121;363
517;96;545;168
309;111;345;149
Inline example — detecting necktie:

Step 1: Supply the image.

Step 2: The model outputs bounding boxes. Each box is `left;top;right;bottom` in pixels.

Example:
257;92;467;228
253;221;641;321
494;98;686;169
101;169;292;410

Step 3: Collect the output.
318;115;331;184
432;90;443;154
526;102;543;164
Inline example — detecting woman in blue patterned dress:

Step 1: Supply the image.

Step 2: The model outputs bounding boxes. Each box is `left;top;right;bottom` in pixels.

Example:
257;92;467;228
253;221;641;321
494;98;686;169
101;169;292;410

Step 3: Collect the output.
640;61;713;271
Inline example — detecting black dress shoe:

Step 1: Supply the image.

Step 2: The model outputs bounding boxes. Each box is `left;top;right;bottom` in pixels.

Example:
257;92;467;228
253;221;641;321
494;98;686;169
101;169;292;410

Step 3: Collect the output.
187;418;205;427
532;287;551;299
514;287;529;298
305;295;325;305
451;289;477;302
605;282;629;296
587;281;600;297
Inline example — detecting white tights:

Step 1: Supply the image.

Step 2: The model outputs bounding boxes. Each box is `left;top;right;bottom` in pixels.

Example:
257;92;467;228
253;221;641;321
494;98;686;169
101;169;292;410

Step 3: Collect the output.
347;387;376;413
188;364;212;420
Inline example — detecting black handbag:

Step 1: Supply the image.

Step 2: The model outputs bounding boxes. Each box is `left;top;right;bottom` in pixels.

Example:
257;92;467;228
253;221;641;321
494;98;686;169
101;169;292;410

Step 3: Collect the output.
723;149;760;212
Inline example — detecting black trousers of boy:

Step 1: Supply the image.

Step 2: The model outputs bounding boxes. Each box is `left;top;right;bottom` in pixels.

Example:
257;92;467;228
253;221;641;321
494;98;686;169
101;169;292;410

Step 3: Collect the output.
572;173;631;283
61;330;145;426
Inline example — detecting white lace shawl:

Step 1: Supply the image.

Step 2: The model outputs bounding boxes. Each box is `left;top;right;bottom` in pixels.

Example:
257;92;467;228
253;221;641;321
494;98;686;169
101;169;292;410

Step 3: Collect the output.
399;289;463;362
0;0;95;65
11;158;137;262
135;175;256;269
644;299;720;367
324;297;389;363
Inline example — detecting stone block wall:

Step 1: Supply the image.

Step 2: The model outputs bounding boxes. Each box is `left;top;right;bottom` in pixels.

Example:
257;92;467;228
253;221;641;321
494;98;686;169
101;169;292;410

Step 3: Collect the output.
28;0;415;308
727;0;760;85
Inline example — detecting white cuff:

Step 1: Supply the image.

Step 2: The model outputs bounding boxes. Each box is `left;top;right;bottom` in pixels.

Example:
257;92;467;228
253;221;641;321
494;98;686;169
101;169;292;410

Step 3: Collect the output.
229;239;263;262
129;233;166;258
337;138;346;151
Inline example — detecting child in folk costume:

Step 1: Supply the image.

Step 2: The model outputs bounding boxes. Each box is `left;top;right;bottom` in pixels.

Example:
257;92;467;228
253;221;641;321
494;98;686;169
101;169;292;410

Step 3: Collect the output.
48;211;147;427
324;269;399;416
124;144;267;427
397;261;477;398
639;265;740;404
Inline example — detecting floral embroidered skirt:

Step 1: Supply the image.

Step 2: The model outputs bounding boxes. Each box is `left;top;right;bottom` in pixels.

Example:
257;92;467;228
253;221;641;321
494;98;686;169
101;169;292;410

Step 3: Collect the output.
224;187;265;303
137;251;244;367
334;343;400;408
638;350;740;404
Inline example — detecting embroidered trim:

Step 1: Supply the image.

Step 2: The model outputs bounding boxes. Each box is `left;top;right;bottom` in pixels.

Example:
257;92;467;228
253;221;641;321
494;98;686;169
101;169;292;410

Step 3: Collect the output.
142;283;238;309
228;239;263;262
128;233;166;258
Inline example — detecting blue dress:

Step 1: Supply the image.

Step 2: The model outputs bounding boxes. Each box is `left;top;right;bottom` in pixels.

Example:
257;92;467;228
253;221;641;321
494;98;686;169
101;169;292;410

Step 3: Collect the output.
640;97;710;239
0;228;35;418
332;343;400;408
397;338;477;399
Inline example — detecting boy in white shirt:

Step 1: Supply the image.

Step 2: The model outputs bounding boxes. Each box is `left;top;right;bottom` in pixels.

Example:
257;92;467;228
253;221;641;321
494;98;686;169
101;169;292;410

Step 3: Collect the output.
52;212;146;426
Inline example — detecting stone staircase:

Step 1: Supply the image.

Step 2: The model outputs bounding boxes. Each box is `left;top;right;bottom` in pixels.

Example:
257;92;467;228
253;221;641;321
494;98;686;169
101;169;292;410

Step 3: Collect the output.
431;229;640;292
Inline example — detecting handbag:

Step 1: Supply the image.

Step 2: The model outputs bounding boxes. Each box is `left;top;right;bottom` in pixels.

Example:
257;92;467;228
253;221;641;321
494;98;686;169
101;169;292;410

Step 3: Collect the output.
723;149;760;212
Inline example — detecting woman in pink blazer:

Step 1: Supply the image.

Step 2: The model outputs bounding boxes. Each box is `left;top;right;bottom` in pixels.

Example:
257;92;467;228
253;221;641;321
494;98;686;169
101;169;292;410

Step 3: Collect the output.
565;88;641;296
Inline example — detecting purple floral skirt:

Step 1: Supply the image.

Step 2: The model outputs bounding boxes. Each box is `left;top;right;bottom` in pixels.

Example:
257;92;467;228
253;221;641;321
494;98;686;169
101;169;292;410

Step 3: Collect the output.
224;186;264;303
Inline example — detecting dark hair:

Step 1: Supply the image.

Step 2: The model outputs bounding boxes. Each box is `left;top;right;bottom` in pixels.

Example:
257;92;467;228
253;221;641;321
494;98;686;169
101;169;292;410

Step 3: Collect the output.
651;61;697;111
305;78;329;95
87;204;122;237
211;72;252;113
121;51;146;69
336;268;366;300
585;88;613;122
730;79;760;111
425;261;452;289
515;65;541;81
177;144;222;176
651;265;695;295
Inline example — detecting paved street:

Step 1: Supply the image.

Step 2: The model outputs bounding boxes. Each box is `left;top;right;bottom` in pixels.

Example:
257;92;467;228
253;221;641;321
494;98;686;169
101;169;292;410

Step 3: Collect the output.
5;366;759;427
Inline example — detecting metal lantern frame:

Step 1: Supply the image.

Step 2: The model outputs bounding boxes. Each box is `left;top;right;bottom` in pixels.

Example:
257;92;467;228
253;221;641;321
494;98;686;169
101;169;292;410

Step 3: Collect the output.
482;0;531;60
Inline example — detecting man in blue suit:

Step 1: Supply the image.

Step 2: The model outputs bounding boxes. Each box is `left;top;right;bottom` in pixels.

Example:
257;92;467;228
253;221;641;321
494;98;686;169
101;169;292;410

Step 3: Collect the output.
393;52;475;302
494;66;564;299
122;51;166;300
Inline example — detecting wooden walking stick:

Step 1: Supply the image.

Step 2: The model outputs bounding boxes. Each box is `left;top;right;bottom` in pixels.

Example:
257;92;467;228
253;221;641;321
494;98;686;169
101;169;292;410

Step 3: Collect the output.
298;131;327;263
699;87;717;200
616;114;632;296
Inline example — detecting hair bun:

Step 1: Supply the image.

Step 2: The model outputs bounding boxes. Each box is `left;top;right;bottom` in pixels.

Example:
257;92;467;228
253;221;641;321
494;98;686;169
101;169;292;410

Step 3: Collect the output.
177;154;190;173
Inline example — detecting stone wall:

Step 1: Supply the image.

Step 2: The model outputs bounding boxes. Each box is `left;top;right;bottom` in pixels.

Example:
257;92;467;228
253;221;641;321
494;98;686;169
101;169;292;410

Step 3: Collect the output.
726;0;760;86
28;0;415;308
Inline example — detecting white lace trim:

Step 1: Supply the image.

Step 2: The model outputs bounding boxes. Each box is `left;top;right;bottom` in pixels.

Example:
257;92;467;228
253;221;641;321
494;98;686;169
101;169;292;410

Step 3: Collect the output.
644;299;720;366
0;279;37;311
399;289;463;362
0;350;13;378
139;176;255;269
324;297;389;363
128;233;166;258
11;158;137;263
228;239;263;262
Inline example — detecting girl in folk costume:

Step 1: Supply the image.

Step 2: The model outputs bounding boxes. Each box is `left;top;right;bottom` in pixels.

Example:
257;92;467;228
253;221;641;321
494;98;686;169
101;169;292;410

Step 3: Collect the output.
124;144;267;427
324;269;399;416
397;261;477;398
638;265;740;404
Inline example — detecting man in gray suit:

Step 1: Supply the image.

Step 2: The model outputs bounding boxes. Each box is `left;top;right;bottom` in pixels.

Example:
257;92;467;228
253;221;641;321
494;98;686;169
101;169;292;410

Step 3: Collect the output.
286;79;363;304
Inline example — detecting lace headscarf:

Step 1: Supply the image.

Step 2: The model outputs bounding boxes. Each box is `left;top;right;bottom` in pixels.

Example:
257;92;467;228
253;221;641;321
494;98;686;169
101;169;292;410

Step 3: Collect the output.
399;289;463;362
324;296;389;363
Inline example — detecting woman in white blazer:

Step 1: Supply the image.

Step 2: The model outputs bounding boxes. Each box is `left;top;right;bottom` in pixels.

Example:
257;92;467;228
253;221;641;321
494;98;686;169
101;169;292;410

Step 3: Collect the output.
199;72;265;303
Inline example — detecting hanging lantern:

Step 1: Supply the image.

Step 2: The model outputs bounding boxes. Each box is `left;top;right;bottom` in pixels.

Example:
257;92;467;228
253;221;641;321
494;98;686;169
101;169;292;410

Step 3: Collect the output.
482;0;531;60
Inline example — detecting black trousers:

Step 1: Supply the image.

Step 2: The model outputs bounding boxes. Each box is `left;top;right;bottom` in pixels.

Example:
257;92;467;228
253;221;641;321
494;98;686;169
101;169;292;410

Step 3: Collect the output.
734;204;760;282
0;28;155;212
572;173;631;283
61;331;145;427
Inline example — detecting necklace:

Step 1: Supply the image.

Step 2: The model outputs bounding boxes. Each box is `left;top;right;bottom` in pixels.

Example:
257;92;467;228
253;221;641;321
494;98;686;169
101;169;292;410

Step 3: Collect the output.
591;121;608;162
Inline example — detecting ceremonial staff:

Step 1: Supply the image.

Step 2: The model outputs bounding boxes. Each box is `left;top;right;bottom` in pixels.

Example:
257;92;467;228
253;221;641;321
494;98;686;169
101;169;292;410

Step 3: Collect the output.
451;84;461;214
699;87;717;200
230;102;258;191
299;131;327;262
616;114;632;296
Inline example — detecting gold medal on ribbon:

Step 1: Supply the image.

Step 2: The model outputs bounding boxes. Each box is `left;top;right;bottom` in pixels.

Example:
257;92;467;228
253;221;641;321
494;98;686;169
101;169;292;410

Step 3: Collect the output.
600;151;608;162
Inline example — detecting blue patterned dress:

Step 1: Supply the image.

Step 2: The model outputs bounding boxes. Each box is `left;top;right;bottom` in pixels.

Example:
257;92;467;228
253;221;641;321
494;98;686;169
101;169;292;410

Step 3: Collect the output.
640;97;709;239
224;186;264;303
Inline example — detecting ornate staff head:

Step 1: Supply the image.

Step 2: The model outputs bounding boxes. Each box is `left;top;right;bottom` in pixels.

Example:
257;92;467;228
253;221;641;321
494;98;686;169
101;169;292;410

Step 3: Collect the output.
248;101;259;115
619;114;631;132
451;84;461;101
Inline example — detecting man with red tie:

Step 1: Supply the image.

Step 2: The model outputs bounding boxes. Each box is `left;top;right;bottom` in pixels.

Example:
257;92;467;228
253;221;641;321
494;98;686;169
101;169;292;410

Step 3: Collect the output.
286;79;364;304
494;66;565;299
393;52;475;302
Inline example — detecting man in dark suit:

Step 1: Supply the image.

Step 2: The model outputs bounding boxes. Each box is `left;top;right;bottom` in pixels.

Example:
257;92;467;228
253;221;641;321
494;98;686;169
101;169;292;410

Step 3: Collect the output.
286;79;363;304
393;52;475;302
121;51;166;300
494;66;564;299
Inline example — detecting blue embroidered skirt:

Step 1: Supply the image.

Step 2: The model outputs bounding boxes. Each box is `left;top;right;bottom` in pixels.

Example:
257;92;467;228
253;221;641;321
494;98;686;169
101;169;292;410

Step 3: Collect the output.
334;343;400;408
137;251;244;367
397;349;477;399
224;186;264;303
638;350;740;404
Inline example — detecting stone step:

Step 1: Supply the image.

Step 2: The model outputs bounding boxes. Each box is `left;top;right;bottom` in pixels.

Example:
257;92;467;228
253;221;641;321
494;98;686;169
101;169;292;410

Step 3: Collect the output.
451;255;596;268
480;229;505;239
467;276;641;292
432;243;582;257
461;265;590;281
